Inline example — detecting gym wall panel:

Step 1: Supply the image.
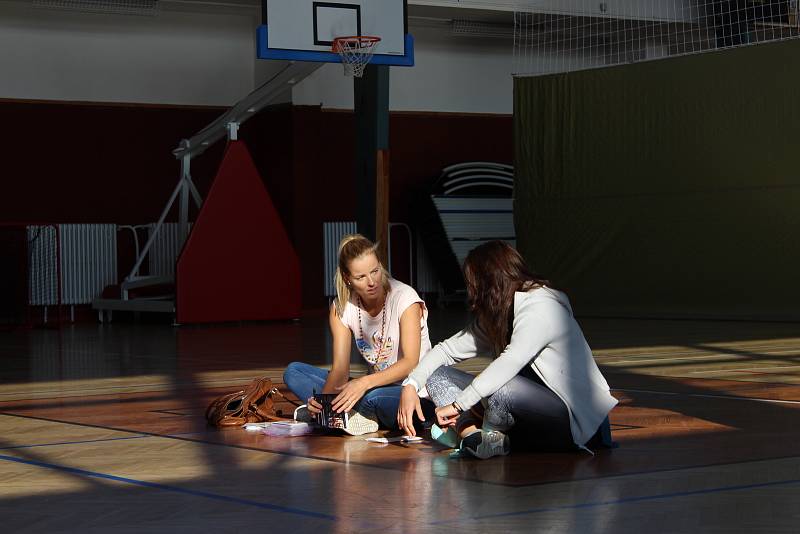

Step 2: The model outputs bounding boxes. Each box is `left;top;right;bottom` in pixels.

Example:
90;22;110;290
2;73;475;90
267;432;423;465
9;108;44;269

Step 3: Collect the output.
0;2;257;106
514;38;800;319
0;99;225;224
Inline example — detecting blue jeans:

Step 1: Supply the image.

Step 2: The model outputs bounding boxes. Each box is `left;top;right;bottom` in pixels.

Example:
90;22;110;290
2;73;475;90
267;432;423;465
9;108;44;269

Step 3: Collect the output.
283;361;434;430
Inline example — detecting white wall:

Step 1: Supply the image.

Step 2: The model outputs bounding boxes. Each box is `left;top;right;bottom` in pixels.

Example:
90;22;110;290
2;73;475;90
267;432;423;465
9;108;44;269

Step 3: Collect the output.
0;2;525;114
0;0;702;111
292;26;515;114
0;1;260;106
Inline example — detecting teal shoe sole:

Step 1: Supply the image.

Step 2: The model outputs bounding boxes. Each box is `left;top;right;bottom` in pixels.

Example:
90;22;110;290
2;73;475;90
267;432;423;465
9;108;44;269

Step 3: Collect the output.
431;423;459;448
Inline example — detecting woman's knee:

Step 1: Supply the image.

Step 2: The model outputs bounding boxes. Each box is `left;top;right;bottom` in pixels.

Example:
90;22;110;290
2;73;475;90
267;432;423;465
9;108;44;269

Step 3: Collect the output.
485;383;515;431
487;382;513;412
282;361;308;385
426;366;449;388
425;367;453;406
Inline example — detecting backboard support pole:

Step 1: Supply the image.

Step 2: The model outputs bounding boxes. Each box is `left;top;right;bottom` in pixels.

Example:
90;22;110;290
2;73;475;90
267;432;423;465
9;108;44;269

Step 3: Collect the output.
354;64;390;256
376;149;390;264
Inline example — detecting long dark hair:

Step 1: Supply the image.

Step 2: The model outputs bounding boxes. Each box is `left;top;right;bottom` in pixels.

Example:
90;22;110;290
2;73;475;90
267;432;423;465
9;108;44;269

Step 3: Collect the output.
462;241;549;355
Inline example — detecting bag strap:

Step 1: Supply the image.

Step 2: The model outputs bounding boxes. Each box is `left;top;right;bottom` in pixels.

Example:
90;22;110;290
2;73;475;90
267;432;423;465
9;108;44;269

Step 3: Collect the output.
269;386;302;407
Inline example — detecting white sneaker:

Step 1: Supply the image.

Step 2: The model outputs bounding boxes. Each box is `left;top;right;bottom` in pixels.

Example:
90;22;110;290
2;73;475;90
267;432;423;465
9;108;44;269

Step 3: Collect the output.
461;430;510;459
342;410;379;436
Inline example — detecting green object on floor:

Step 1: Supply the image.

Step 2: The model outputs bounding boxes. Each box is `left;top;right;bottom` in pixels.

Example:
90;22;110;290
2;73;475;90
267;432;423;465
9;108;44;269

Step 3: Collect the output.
431;423;458;448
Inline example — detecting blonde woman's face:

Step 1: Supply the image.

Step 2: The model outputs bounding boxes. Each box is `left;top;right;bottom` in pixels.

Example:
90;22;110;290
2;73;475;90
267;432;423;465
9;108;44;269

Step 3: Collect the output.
346;253;383;300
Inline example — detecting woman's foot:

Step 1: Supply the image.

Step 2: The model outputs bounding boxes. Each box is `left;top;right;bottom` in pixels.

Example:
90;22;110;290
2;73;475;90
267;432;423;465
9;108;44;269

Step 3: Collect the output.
460;430;510;459
342;411;379;436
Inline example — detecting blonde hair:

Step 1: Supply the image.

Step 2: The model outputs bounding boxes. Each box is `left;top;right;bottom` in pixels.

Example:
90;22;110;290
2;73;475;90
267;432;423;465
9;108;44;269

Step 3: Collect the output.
334;234;391;316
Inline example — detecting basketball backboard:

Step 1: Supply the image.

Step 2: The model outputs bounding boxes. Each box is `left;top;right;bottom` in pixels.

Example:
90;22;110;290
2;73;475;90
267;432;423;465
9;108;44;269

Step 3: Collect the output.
257;0;413;66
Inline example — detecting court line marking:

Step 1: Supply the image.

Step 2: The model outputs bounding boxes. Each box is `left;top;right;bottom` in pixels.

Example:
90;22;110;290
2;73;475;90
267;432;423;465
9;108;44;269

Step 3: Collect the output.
430;476;800;525
4;411;800;489
609;374;800;388
600;347;800;364
614;388;800;405
0;435;151;450
0;377;278;398
0;454;337;521
601;354;745;365
689;365;800;375
0;432;200;451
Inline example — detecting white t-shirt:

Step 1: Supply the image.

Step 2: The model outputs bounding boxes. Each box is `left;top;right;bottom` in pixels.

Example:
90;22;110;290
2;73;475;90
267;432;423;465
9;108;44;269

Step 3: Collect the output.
339;278;431;374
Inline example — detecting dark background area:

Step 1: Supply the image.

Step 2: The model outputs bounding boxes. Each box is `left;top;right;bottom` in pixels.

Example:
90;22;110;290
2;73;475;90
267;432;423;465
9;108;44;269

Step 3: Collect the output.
0;99;512;310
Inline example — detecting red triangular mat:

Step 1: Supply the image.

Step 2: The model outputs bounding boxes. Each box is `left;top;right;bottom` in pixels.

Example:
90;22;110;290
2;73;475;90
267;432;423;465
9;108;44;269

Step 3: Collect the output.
176;140;301;323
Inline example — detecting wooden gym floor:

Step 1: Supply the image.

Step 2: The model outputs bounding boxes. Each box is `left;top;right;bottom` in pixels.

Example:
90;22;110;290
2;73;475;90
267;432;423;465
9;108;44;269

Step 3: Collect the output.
1;310;799;532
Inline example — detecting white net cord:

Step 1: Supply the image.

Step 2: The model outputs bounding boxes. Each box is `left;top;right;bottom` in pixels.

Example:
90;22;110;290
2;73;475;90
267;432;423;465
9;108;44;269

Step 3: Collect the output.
333;36;381;78
513;0;800;77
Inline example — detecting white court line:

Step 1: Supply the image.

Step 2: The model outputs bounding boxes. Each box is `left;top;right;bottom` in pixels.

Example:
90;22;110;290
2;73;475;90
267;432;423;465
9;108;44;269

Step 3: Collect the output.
689;365;800;375
602;349;800;366
0;376;278;398
601;354;745;365
614;388;800;405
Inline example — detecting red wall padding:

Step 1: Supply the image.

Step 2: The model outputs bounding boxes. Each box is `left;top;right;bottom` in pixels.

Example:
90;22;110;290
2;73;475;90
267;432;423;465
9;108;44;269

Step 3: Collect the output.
176;140;301;323
0;99;225;224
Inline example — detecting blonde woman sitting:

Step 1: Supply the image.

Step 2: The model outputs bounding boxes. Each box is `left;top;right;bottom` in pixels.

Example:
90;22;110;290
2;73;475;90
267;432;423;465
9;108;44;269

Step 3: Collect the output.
283;234;435;435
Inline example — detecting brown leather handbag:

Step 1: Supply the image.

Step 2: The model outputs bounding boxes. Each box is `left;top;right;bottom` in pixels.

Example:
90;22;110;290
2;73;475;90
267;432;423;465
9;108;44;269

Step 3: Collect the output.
205;376;281;427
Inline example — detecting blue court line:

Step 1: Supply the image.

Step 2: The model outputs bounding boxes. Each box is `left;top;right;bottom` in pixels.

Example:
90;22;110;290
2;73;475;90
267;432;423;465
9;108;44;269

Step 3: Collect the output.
0;454;337;521
430;476;800;525
0;435;150;450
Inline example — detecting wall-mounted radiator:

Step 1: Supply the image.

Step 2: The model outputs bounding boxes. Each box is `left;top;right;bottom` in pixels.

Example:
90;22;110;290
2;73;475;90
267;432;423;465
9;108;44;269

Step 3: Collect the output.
148;222;190;277
323;222;357;297
27;224;117;306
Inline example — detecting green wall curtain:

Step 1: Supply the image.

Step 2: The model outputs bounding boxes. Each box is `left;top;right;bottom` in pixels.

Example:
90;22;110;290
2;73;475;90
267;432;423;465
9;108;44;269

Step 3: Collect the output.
514;39;800;319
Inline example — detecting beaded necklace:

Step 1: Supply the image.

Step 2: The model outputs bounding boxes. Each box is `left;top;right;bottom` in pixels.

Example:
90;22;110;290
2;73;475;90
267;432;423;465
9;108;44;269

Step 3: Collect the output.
356;294;387;359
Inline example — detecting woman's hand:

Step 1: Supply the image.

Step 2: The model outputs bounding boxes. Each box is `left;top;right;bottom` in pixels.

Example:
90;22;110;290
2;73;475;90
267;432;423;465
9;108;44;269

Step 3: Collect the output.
306;396;323;415
397;384;424;436
332;376;372;413
435;404;460;428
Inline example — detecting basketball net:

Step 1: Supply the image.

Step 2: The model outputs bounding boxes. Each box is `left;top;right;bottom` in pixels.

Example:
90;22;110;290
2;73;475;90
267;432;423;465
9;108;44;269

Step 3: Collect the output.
332;36;381;78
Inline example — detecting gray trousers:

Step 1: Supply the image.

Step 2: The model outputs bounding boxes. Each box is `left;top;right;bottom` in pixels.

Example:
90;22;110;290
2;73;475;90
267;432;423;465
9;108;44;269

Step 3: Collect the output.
426;365;576;452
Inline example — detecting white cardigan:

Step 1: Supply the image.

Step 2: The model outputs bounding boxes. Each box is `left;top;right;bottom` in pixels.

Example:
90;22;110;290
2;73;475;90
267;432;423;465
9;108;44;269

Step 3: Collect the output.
405;287;617;447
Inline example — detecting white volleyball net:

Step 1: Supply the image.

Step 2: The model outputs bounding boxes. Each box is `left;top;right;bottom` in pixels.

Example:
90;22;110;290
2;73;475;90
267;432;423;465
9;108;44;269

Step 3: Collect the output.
514;0;800;76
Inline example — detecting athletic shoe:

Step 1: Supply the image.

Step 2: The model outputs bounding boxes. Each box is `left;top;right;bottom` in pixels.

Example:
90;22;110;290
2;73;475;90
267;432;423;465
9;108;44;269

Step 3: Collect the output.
293;405;315;423
342;410;379;436
460;430;511;459
431;423;459;448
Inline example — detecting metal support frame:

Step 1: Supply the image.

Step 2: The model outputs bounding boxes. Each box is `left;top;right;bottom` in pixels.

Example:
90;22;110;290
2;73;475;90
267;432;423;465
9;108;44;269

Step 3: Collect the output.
117;60;322;303
172;61;321;160
354;64;391;242
123;165;202;298
227;122;239;141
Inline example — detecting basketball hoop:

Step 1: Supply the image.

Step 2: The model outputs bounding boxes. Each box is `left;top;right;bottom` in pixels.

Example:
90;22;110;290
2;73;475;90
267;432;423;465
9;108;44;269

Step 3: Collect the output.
332;36;381;78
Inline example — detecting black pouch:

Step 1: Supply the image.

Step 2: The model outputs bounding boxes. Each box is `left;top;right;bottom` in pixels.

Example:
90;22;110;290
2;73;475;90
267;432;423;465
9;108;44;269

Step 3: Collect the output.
313;393;350;430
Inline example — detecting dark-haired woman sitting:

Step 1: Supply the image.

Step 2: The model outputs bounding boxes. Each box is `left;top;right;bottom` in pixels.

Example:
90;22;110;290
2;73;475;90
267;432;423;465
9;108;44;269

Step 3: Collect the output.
397;241;616;459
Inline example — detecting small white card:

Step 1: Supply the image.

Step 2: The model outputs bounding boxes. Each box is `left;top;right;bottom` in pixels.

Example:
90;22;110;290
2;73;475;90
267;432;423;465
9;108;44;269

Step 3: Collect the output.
364;435;424;443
